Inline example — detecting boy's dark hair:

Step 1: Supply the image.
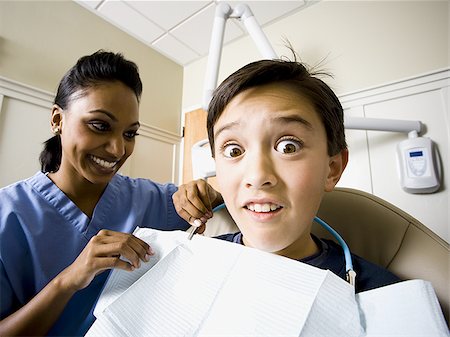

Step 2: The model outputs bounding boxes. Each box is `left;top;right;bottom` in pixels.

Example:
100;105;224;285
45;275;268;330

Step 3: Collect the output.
39;50;142;173
207;59;347;156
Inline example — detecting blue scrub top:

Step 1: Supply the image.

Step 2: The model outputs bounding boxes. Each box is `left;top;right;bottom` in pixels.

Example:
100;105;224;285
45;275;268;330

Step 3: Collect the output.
0;171;189;336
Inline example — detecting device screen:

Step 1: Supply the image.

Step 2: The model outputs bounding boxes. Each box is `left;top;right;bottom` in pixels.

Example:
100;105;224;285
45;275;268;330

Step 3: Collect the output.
409;151;423;158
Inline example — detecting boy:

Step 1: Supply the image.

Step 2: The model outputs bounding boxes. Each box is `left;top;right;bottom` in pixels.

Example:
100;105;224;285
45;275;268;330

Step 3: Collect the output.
175;59;399;292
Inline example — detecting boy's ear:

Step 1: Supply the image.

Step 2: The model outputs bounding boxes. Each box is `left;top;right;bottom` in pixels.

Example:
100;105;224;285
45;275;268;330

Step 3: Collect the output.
324;149;349;192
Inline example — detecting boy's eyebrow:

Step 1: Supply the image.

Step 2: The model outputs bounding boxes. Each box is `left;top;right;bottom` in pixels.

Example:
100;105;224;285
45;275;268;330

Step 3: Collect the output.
275;115;314;129
214;114;314;139
214;121;240;139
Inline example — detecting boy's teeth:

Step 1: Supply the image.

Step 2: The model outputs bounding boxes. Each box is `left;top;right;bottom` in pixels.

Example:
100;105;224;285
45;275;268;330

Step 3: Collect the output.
91;155;116;169
247;203;280;213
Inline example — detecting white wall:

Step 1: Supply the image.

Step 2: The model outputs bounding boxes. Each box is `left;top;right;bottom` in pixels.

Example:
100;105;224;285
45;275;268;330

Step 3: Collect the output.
338;69;449;242
182;1;449;242
183;1;448;109
0;77;181;188
0;84;52;187
0;1;184;185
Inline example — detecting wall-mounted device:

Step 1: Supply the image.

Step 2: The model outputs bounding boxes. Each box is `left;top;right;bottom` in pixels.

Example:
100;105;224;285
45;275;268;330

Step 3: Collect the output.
397;131;441;194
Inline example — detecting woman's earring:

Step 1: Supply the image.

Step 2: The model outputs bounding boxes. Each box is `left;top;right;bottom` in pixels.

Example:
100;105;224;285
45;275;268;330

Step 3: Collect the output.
52;126;60;135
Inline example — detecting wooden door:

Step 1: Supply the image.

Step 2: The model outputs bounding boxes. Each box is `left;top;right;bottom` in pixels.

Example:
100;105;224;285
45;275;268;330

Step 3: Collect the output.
182;108;219;190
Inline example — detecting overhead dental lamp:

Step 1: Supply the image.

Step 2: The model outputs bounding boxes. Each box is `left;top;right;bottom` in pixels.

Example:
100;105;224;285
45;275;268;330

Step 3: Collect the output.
201;2;441;194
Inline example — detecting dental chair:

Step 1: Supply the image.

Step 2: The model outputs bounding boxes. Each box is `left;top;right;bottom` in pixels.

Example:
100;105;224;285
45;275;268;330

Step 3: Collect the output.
192;140;449;325
315;188;449;324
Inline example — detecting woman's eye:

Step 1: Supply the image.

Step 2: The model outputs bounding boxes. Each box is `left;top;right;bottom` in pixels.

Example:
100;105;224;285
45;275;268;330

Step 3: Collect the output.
89;121;110;132
223;144;244;158
124;130;139;139
275;139;302;154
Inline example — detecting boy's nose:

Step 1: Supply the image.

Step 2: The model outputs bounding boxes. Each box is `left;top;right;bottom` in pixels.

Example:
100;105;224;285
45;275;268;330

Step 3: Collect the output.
243;151;277;189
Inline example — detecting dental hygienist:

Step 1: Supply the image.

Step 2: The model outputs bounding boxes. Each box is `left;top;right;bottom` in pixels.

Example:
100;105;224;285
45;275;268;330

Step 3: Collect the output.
0;50;222;336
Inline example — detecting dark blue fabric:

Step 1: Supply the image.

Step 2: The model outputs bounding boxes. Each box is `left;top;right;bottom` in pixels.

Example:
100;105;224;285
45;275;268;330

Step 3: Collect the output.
215;232;401;293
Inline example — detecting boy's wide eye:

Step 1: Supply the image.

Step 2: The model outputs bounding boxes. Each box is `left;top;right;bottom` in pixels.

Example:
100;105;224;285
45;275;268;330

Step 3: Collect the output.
275;139;301;154
223;144;244;158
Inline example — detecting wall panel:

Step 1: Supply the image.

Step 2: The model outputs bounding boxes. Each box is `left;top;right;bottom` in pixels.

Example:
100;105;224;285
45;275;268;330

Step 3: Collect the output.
339;69;449;242
0;76;180;188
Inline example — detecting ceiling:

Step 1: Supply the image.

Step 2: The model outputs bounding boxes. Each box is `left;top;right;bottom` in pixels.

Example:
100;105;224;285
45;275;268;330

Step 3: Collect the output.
74;0;311;66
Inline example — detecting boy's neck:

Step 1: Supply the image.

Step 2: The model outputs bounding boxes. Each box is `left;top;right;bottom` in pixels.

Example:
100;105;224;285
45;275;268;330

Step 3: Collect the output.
242;234;320;261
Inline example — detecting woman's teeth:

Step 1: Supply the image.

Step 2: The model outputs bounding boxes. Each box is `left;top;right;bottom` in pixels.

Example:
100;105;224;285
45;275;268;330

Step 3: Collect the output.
247;203;281;213
90;155;117;169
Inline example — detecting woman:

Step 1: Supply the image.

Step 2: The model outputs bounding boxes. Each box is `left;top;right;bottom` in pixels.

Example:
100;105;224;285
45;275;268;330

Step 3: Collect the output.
0;50;220;336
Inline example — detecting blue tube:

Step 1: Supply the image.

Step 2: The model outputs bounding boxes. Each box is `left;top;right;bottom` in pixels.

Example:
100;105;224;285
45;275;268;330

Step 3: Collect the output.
212;204;355;282
212;203;226;213
314;216;354;273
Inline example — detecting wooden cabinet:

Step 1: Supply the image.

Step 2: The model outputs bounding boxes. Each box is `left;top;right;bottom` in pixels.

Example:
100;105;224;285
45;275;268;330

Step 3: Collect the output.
182;108;219;190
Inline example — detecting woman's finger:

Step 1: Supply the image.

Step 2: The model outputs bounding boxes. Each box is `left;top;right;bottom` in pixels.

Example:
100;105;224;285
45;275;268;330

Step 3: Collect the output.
173;181;214;223
95;230;153;259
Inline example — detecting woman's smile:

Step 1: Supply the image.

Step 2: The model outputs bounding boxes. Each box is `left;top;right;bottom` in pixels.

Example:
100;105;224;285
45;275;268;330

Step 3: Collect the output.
89;154;119;172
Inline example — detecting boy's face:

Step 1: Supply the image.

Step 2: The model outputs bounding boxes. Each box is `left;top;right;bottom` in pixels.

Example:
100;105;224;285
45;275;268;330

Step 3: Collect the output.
213;83;347;259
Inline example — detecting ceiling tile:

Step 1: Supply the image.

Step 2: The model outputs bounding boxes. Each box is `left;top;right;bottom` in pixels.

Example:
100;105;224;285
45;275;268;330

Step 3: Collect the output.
127;1;212;31
246;1;307;26
171;3;245;56
75;0;102;10
225;19;248;44
73;0;313;66
98;0;165;44
221;1;307;27
152;34;200;65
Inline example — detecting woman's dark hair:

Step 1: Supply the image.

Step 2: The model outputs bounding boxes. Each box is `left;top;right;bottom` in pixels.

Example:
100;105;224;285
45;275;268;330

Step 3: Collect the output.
207;59;347;156
39;50;142;173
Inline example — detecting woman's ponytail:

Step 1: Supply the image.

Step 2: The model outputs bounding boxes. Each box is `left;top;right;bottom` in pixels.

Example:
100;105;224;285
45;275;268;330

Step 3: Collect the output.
39;135;62;173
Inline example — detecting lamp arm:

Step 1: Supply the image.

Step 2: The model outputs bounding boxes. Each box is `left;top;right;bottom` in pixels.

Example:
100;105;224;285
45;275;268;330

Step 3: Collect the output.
233;4;277;59
344;116;423;134
202;3;232;110
202;3;425;137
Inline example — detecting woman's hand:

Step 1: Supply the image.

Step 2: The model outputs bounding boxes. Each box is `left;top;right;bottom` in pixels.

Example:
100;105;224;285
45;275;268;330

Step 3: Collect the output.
172;179;223;227
0;229;151;336
59;229;153;291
